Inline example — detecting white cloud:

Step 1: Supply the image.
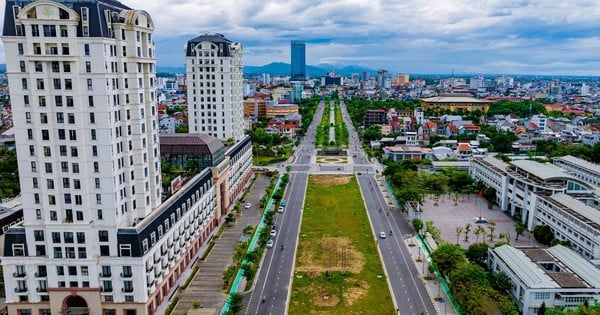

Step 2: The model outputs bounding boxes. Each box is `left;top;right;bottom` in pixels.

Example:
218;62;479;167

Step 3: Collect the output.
1;0;600;73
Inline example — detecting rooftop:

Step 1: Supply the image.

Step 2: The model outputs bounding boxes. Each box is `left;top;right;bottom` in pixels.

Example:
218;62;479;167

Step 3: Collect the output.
160;134;224;157
555;155;600;175
548;193;600;231
421;96;492;103
494;245;559;289
510;160;574;181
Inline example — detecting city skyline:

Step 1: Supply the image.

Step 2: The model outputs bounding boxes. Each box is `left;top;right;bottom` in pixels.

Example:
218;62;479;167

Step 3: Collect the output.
2;1;600;75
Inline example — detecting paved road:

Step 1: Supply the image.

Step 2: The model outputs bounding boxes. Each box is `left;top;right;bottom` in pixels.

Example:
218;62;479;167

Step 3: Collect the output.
244;99;437;315
243;100;325;315
340;101;438;315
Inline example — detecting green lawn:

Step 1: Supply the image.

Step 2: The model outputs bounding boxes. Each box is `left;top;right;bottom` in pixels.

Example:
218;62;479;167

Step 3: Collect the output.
290;175;395;315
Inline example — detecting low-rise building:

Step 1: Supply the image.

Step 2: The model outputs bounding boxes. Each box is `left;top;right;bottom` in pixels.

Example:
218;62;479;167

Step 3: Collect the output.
383;146;433;162
489;245;600;315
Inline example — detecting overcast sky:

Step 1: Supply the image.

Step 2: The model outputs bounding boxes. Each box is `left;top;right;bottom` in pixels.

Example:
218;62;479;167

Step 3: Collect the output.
3;0;600;75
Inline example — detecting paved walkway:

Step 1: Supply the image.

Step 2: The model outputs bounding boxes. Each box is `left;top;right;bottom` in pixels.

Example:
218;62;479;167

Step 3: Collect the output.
170;174;270;315
405;236;457;315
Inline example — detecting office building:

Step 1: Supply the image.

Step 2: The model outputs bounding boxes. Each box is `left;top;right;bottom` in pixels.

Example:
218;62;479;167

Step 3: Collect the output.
290;40;306;81
489;245;600;315
185;33;245;142
1;2;254;315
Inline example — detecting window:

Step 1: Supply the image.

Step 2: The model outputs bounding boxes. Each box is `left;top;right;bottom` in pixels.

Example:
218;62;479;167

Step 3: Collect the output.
55;96;63;107
39;96;46;107
97;209;103;220
59;145;67;156
119;245;131;257
34;230;44;241
21;78;27;89
63;232;73;243
100;245;109;256
98;230;109;242
17;43;23;55
44;163;52;173
52;78;61;90
76;232;85;243
84;44;90;55
69;130;76;140
46;179;53;189
64;79;72;90
42;130;49;140
43;25;56;37
90;112;95;124
63;62;71;72
31;24;39;36
67;114;75;124
78;247;87;259
60;25;67;37
85;61;91;73
81;8;88;21
36;245;46;256
65;247;75;258
76;211;83;221
88;95;94;107
53;247;62;258
36;79;44;90
58;129;65;140
49;211;56;221
87;79;93;90
13;244;25;256
24;95;29;106
56;112;64;123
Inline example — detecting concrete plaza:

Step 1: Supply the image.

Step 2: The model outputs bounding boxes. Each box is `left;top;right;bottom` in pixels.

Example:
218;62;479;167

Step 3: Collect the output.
418;194;539;248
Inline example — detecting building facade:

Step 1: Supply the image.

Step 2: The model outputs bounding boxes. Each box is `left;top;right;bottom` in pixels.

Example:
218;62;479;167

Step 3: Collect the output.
1;2;255;315
290;40;305;81
489;245;600;315
420;96;492;113
185;34;244;142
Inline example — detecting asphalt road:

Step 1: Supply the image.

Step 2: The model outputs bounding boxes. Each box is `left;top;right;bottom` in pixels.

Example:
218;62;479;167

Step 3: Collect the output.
243;101;325;315
341;101;438;315
244;100;437;315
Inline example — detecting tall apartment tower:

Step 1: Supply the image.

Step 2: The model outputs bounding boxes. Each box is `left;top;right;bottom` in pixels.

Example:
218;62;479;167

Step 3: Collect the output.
290;40;306;81
185;34;244;142
2;0;163;313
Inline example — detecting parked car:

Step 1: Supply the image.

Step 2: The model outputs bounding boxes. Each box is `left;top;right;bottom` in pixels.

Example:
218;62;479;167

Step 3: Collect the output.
379;231;387;239
278;206;284;213
266;239;274;248
280;200;286;207
270;229;277;237
244;203;252;209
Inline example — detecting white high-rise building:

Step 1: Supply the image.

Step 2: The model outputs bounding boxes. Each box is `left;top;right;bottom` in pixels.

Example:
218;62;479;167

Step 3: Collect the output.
0;0;167;313
185;34;245;142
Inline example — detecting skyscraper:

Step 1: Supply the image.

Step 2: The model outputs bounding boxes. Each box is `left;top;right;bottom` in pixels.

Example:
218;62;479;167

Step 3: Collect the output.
291;40;306;80
185;34;245;142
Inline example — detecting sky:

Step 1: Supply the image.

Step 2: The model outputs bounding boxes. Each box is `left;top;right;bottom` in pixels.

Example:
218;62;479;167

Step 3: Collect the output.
3;0;600;75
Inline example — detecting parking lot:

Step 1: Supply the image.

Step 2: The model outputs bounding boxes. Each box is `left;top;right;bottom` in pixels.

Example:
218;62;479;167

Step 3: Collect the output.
418;194;539;247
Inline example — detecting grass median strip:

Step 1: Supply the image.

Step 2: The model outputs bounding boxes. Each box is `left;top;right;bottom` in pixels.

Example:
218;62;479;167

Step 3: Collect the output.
290;175;395;315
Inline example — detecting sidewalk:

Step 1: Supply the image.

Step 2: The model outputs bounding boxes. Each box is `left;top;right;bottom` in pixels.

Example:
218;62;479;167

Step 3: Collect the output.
168;174;269;315
405;236;458;315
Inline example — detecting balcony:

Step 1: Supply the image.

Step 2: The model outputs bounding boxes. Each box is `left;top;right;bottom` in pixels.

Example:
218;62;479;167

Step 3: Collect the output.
36;287;48;293
122;287;134;293
121;272;133;278
34;272;47;278
13;272;26;278
146;264;153;273
101;287;113;293
14;287;28;293
99;272;111;278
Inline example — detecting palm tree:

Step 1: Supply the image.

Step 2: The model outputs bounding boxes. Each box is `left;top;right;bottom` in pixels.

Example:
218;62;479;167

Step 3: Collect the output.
488;221;496;242
474;225;485;243
455;226;464;245
514;221;525;241
464;223;472;243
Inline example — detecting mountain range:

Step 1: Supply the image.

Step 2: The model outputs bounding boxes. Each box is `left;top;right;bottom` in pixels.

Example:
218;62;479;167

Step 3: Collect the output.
156;62;376;77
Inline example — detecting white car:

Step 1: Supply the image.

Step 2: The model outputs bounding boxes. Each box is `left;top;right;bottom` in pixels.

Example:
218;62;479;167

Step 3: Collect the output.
379;231;387;239
266;239;274;248
270;229;277;237
278;206;284;213
244;203;252;209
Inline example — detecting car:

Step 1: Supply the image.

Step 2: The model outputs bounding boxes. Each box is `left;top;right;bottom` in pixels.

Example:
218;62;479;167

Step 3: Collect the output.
357;172;362;175
278;206;284;213
266;239;274;248
270;229;277;237
379;231;387;239
280;200;286;207
244;203;252;209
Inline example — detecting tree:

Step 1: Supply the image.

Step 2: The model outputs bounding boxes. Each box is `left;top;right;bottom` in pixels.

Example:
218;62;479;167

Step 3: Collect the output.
464;223;472;243
175;123;189;133
539;301;547;315
514;221;525;241
465;243;489;267
487;221;497;242
412;218;424;234
455;226;464;245
533;224;555;245
489;271;513;292
474;225;485;243
430;244;467;276
361;124;382;143
425;220;442;243
449;263;489;288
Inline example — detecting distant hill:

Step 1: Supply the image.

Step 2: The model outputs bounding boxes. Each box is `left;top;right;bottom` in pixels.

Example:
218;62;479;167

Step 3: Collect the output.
244;62;376;77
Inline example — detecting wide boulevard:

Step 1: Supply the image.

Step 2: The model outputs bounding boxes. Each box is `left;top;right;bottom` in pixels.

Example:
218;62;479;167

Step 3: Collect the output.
243;99;437;315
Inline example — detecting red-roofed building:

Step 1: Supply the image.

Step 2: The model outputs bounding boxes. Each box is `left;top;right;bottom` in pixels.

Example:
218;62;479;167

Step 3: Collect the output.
459;124;481;135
